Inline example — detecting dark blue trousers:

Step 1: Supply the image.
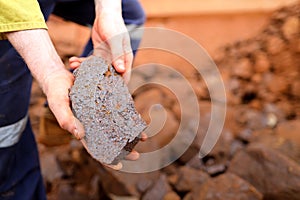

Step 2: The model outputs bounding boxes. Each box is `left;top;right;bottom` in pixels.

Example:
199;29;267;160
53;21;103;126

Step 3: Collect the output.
0;0;144;199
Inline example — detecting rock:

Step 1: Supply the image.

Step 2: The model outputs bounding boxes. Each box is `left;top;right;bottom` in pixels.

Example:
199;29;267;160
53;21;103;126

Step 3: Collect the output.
230;139;245;156
235;108;266;130
134;106;179;156
136;179;153;194
97;165;160;197
199;129;234;176
56;182;98;200
40;151;63;183
282;16;300;41
251;73;262;84
253;52;271;73
186;154;204;170
231;58;253;79
173;166;209;192
237;40;261;56
229;144;300;200
189;79;210;100
275;120;300;145
56;183;79;200
134;88;164;123
184;173;262;200
128;70;147;95
265;35;286;55
205;163;227;176
70;56;147;165
291;80;300;99
275;101;296;119
163;192;180;200
178;101;212;163
151;110;179;148
142;174;171;200
265;75;289;95
291;38;300;53
271;51;298;77
108;194;138;200
251;129;300;163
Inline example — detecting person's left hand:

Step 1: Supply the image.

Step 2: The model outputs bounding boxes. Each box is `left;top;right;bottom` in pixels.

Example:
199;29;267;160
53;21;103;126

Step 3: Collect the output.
91;9;133;83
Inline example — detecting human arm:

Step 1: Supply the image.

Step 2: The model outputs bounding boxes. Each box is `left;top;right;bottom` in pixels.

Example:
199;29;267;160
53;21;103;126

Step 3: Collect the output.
5;29;85;140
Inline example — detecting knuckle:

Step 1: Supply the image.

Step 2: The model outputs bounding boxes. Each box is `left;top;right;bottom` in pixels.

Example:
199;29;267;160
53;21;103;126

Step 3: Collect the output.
58;119;69;130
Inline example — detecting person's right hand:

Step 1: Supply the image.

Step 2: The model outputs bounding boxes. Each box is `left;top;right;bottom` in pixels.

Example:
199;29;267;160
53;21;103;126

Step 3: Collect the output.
42;68;85;140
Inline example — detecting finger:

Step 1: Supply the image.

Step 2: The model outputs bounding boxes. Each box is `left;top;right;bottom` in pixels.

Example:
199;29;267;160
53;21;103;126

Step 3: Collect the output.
122;35;133;83
69;56;85;63
48;95;85;140
140;132;147;142
108;33;128;73
112;58;126;73
69;61;81;69
104;162;123;171
93;42;112;63
112;46;133;83
125;150;140;161
69;57;85;69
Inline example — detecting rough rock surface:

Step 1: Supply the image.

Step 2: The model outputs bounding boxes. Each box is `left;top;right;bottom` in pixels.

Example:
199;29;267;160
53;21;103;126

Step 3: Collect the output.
184;173;263;200
172;166;209;192
69;56;147;164
228;144;300;200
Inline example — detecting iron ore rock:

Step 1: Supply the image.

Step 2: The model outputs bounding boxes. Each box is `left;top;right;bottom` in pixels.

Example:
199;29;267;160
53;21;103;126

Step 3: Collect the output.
69;56;147;165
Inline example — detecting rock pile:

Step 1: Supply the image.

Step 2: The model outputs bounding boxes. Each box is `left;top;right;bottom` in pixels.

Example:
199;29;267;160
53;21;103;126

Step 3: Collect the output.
30;2;300;200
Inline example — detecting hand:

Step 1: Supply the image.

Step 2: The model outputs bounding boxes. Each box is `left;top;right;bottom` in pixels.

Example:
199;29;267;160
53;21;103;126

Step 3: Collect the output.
92;1;133;83
42;69;85;140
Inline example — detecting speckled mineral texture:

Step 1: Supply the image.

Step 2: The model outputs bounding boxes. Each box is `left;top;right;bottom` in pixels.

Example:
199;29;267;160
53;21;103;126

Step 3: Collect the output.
69;56;147;165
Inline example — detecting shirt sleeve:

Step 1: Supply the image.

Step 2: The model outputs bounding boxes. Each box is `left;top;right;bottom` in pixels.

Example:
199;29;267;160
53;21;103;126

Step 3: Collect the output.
0;0;47;40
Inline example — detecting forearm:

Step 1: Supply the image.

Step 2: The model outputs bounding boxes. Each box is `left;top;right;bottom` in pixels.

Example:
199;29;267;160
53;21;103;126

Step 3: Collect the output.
5;29;68;93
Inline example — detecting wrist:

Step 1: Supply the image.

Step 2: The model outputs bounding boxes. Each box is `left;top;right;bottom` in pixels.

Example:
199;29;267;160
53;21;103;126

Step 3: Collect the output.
94;0;122;14
6;29;69;93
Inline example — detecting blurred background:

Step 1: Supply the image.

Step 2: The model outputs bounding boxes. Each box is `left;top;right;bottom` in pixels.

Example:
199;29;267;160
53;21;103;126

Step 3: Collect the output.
29;0;300;199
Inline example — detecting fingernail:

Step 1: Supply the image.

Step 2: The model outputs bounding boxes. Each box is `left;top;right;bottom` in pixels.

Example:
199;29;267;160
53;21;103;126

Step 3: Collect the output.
116;60;125;71
73;128;80;140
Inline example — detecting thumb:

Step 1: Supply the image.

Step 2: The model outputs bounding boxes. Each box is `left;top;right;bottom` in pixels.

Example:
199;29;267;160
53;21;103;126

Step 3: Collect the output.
112;58;126;73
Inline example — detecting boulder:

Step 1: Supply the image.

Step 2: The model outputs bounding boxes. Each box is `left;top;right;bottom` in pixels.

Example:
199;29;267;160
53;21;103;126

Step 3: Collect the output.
184;173;262;200
229;144;300;200
142;174;171;200
173;166;209;192
231;58;253;80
